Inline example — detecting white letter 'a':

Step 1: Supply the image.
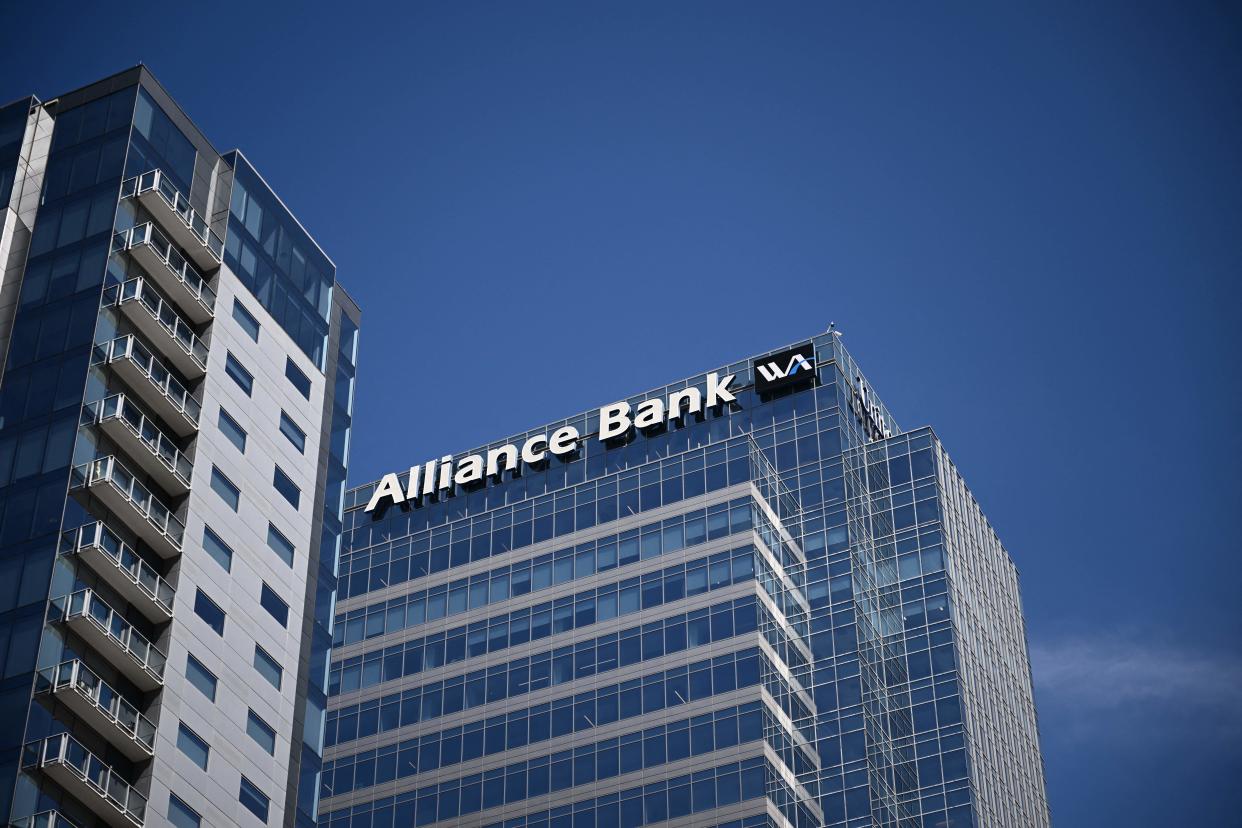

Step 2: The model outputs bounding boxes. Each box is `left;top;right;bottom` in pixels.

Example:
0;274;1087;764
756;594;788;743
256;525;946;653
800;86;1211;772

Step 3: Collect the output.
366;472;406;512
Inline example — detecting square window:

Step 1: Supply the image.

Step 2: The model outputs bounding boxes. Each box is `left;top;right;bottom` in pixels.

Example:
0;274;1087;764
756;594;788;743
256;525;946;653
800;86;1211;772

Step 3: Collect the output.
260;583;289;627
285;358;311;399
202;526;233;572
211;466;241;511
253;645;283;690
232;299;261;342
218;408;247;452
194;589;226;636
266;523;294;567
247;709;276;754
273;466;300;509
278;411;306;453
225;352;254;396
168;793;201;828
185;654;217;701
239;776;269;823
176;723;210;770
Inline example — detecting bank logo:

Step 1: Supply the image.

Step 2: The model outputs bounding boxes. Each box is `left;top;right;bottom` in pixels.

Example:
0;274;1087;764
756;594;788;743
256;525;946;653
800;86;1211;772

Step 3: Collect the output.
753;342;817;393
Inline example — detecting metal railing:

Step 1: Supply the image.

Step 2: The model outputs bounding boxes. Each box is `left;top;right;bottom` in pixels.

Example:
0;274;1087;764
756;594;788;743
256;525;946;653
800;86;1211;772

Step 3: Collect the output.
53;589;167;682
102;277;209;370
94;335;202;425
122;169;224;262
62;522;175;614
85;394;193;489
9;810;84;828
70;456;185;550
21;733;147;825
36;660;157;753
112;222;216;314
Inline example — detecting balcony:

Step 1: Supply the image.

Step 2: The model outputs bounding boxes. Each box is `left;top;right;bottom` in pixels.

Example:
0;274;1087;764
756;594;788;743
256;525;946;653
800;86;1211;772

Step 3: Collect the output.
21;734;147;828
52;589;165;691
121;169;223;270
61;523;174;623
112;223;215;324
93;336;200;437
69;456;184;559
35;661;156;761
102;278;208;379
9;811;83;828
85;395;192;497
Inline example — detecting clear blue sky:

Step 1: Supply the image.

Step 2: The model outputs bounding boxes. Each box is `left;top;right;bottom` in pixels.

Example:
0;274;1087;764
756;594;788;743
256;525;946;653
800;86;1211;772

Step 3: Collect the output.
5;2;1239;823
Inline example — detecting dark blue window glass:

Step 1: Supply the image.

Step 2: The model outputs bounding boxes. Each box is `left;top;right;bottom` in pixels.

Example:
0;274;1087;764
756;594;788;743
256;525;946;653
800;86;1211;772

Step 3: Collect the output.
194;589;226;636
273;465;300;509
260;583;289;627
224;352;254;395
239;777;270;823
285;357;311;398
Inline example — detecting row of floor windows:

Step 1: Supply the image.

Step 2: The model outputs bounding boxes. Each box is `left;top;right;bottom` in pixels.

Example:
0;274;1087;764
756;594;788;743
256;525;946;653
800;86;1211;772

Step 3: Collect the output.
322;756;821;828
325;647;772;784
331;543;772;691
329;595;766;718
329;594;803;700
323;699;779;805
335;495;768;638
327;645;765;750
339;439;766;599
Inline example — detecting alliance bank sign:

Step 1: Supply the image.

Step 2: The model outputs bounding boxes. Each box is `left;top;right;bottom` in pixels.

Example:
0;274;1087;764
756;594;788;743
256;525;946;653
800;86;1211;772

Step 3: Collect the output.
365;343;819;514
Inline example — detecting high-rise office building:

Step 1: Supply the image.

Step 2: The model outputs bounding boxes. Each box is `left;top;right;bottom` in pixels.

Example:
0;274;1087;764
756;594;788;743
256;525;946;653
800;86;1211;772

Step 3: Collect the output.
330;334;1049;828
0;68;358;828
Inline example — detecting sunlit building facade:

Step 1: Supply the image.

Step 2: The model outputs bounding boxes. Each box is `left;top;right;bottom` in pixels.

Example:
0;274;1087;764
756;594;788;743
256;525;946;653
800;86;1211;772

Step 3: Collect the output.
0;68;358;828
330;333;1049;828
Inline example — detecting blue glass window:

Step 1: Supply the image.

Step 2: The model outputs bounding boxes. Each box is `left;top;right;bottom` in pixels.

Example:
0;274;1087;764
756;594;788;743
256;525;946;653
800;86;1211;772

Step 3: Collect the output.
211;466;240;511
167;794;201;828
224;352;253;396
218;408;247;452
194;589;226;636
176;723;210;770
279;411;306;453
260;583;289;627
285;357;311;398
247;710;276;754
266;523;295;566
224;152;334;368
185;654;217;701
130;87;195;194
239;777;269;823
273;465;300;509
254;645;283;690
232;299;261;342
202;526;233;571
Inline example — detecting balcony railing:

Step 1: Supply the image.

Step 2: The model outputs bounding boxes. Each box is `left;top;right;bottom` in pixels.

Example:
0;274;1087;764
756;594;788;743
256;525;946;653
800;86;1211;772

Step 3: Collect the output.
61;523;175;620
21;733;147;828
121;169;224;265
85;394;193;494
9;811;84;828
36;660;157;758
53;589;166;688
94;335;201;434
112;222;215;322
102;277;209;377
70;456;185;556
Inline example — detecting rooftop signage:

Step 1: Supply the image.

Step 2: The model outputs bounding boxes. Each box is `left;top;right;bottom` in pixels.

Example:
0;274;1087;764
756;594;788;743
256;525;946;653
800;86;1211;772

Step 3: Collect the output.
365;372;739;513
753;342;816;393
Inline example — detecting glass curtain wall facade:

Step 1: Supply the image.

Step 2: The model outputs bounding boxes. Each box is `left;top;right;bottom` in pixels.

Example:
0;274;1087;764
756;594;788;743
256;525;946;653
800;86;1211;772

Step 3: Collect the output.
336;333;1049;828
0;67;358;828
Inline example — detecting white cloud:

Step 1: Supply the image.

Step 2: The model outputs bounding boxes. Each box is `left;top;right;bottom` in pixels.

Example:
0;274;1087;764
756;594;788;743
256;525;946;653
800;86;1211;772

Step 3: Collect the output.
1030;635;1242;743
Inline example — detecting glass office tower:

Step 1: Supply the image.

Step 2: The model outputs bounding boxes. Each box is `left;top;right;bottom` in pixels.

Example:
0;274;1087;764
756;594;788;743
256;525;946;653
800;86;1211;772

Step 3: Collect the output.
331;334;1049;828
0;68;358;828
